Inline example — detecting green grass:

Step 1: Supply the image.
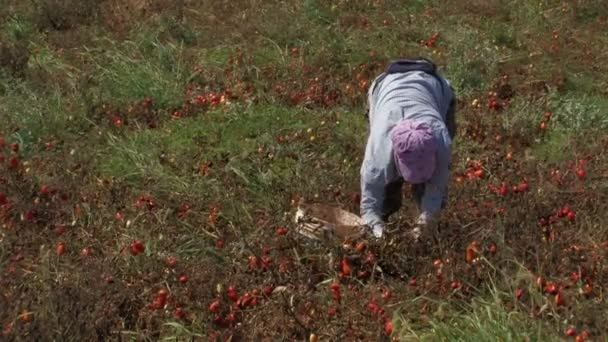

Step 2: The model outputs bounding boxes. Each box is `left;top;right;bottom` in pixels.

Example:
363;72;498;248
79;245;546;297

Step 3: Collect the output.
85;35;192;109
2;15;35;42
97;104;364;210
0;78;87;156
573;0;608;23
549;92;608;132
442;24;502;97
397;294;561;342
394;257;565;342
532;131;572;163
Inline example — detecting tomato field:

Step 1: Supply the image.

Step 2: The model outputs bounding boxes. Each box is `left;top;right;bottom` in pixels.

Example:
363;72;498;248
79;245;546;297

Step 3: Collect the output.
1;1;607;341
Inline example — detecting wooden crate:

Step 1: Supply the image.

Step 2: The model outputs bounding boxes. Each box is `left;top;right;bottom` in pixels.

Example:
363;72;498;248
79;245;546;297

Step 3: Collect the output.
294;202;365;244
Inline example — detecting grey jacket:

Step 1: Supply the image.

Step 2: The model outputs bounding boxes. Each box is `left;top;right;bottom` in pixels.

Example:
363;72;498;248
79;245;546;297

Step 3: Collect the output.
360;70;455;229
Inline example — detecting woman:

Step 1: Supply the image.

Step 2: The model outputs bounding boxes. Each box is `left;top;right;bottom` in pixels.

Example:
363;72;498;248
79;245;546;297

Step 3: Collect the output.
359;58;457;240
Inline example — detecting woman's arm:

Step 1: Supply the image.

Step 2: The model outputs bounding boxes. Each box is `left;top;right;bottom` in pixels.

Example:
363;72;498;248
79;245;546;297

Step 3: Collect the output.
417;127;452;225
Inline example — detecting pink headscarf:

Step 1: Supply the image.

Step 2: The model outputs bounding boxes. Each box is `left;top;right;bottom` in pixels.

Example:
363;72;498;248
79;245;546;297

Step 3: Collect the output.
390;119;438;184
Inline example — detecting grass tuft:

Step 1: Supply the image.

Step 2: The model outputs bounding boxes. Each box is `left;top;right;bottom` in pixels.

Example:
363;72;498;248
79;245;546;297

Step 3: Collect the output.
86;35;191;109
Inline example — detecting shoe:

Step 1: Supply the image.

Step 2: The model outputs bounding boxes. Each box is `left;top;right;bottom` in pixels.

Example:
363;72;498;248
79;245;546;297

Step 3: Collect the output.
409;226;422;242
372;225;384;239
